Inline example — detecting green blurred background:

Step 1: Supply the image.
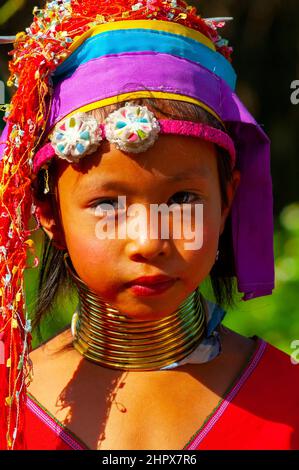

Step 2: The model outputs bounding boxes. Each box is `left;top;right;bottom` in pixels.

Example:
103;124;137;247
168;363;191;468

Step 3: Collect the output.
0;0;299;353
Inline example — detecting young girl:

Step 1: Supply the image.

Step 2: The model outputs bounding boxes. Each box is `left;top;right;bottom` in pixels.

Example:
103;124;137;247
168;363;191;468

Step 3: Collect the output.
0;0;298;451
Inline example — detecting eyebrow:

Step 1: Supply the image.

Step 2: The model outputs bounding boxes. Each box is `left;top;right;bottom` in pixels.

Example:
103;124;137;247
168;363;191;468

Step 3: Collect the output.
75;168;210;194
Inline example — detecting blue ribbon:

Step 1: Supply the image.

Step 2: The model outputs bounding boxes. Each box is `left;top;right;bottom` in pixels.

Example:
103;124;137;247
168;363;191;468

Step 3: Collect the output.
55;28;236;90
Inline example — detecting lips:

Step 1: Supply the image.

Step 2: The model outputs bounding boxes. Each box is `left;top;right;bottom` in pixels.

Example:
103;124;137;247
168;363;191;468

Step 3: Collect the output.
125;275;177;297
126;274;175;287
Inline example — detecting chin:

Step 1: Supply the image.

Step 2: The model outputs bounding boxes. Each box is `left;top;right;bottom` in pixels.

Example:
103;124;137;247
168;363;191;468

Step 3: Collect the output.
119;299;181;321
122;311;172;322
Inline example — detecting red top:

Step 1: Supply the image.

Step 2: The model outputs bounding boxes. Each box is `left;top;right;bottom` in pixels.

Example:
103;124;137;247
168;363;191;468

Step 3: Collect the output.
24;338;299;450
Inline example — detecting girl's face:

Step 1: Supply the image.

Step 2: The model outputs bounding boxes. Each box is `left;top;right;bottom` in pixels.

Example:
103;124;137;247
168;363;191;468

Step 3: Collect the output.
40;135;240;320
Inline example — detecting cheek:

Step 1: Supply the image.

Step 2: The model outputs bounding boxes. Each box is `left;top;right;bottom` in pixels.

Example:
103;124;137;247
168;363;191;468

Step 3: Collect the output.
174;200;221;272
68;235;125;299
61;210;123;290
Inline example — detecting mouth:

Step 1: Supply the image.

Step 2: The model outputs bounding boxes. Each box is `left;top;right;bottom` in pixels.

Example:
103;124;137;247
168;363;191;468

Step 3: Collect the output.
125;275;177;297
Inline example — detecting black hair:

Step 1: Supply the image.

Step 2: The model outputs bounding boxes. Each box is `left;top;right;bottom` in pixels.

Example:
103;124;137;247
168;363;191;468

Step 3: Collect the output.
30;97;238;337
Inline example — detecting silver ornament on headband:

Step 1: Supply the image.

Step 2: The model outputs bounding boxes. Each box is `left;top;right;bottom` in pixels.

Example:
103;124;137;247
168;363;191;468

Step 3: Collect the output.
49;103;161;162
50;113;103;163
104;102;160;153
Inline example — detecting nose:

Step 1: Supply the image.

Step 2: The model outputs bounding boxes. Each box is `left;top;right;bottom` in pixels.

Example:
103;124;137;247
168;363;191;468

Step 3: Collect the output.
125;209;171;261
127;235;171;262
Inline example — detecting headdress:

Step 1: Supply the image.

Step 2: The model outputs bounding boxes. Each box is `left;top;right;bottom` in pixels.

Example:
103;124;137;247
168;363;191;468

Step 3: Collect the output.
0;0;274;449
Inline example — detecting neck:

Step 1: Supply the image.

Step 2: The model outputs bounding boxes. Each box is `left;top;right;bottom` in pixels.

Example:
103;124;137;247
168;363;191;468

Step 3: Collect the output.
64;253;207;371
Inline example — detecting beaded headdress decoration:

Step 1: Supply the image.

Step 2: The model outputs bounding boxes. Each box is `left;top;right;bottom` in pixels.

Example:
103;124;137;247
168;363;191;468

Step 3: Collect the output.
0;0;274;450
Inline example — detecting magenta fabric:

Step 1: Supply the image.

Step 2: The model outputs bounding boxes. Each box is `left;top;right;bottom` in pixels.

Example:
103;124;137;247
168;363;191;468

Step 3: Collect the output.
158;120;236;167
33;142;56;172
0;121;10;158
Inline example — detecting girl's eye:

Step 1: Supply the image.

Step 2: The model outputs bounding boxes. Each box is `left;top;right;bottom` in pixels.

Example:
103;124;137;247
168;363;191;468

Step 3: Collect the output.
168;191;202;205
89;192;202;214
90;198;125;215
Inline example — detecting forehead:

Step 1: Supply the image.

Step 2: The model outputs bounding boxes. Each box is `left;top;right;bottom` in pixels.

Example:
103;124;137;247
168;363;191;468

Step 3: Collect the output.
56;134;218;190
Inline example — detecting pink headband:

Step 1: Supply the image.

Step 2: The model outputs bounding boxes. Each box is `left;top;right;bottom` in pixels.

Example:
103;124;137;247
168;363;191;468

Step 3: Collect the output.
33;103;236;174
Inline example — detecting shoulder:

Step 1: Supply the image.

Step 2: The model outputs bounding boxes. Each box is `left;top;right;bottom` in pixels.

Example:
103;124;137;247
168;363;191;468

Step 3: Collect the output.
225;329;299;400
29;326;74;369
220;325;299;381
28;327;78;402
229;334;299;438
207;330;299;449
218;327;299;415
251;339;299;396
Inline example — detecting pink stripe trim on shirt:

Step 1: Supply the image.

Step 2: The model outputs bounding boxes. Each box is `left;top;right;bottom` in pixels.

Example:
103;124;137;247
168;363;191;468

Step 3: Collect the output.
186;338;267;450
26;395;87;450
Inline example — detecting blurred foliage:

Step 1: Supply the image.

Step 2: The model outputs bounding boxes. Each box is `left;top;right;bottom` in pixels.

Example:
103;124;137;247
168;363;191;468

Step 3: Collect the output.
0;0;26;25
1;1;299;352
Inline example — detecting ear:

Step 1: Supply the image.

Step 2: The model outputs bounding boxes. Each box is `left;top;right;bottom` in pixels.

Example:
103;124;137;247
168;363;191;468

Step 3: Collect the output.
35;197;67;250
219;169;241;236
